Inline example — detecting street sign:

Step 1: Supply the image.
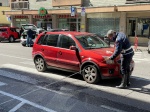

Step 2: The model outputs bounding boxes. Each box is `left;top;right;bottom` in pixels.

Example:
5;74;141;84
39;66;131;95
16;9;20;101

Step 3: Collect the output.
81;7;85;16
71;6;76;17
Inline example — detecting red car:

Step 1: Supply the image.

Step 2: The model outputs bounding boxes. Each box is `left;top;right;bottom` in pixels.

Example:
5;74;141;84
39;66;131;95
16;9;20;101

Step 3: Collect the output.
32;32;134;84
0;27;20;42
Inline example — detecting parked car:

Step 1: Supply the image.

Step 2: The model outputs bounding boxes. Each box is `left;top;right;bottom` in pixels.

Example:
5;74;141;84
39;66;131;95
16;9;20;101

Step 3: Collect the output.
21;24;45;34
32;32;134;84
20;29;68;47
20;30;37;47
0;27;20;42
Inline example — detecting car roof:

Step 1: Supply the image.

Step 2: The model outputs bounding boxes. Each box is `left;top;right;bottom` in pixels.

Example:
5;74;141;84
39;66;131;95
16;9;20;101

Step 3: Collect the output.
46;31;92;36
0;27;18;29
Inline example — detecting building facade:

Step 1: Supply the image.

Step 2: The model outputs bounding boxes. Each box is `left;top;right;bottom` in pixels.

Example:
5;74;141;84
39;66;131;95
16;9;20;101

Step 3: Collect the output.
0;0;10;26
3;0;150;45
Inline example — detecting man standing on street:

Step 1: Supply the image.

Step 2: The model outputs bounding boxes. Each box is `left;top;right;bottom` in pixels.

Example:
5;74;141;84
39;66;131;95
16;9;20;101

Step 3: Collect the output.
105;30;134;89
27;29;34;47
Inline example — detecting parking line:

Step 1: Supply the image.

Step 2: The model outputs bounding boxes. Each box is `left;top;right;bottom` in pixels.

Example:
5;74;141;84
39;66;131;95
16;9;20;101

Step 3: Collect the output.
0;54;32;61
101;105;126;112
0;81;7;86
9;102;25;112
0;91;56;112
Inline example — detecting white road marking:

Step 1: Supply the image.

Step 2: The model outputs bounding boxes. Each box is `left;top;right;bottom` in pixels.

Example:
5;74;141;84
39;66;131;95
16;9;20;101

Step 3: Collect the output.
20;61;34;66
9;102;25;112
101;105;126;112
0;91;56;112
0;54;32;61
0;81;7;86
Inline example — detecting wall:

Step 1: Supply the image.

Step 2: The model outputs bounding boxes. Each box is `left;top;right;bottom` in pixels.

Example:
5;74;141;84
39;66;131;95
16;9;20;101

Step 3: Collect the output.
0;7;11;25
0;0;9;6
29;0;53;10
83;0;126;7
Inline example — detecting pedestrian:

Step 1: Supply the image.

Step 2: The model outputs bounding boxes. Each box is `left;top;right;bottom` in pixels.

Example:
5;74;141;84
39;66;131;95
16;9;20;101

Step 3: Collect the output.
19;27;24;38
105;30;134;89
26;29;34;47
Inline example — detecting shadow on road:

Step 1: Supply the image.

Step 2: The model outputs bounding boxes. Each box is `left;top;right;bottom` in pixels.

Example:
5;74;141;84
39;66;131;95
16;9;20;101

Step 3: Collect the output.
0;67;150;112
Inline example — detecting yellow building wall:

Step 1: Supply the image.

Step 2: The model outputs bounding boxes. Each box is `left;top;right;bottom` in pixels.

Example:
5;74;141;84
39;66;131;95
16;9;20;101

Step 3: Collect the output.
0;7;10;25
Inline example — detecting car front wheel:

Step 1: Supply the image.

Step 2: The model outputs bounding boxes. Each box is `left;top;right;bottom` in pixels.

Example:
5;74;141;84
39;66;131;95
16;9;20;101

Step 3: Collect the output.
82;65;100;84
34;57;47;72
9;36;14;43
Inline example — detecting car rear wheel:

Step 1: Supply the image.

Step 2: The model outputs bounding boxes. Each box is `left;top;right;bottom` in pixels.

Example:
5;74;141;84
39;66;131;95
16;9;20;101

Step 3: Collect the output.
9;36;14;43
82;65;100;84
34;57;47;72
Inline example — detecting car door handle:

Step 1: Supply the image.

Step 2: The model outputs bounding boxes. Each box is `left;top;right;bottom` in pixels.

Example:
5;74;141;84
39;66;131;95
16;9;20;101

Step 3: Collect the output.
58;51;62;55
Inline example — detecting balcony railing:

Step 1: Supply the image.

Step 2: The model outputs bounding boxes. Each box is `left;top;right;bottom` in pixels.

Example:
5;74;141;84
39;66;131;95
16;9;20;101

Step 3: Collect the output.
11;1;29;10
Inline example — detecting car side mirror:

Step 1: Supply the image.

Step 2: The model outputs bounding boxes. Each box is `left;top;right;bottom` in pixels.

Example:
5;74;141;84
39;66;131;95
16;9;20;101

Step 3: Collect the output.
70;46;77;50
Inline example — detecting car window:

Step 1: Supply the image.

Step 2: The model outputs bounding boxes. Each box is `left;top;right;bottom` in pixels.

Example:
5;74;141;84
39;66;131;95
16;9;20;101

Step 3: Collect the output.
41;34;59;47
37;35;45;45
59;35;76;49
0;28;7;32
75;35;109;49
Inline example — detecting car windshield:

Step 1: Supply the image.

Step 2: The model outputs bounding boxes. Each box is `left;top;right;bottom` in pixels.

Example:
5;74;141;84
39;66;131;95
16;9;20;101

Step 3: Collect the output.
22;25;36;30
75;35;109;49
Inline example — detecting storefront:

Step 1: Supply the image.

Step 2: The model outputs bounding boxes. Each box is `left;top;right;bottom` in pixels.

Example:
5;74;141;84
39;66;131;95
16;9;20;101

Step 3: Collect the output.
58;14;81;31
87;13;120;36
14;15;29;28
33;15;52;30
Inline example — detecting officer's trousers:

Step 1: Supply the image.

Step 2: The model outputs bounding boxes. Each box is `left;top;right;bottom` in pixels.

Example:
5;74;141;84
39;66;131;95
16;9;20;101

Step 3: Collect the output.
121;53;134;76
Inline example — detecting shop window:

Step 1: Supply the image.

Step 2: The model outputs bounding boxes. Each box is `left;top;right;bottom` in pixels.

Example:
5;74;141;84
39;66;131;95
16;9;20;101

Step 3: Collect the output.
36;0;46;2
0;3;2;6
137;18;150;37
127;18;150;37
88;18;119;36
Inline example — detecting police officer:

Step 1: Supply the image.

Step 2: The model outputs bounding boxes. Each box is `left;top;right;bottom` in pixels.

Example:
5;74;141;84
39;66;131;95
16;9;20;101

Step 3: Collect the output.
105;30;134;89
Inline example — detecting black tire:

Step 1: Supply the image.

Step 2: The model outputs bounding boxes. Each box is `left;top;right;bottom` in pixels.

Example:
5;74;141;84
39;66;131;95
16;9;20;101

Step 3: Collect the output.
148;48;150;54
9;36;14;43
22;41;26;47
82;65;100;84
34;57;47;72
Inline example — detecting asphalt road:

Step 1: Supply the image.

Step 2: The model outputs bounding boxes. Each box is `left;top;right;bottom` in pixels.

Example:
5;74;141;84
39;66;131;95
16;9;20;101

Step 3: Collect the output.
0;41;150;112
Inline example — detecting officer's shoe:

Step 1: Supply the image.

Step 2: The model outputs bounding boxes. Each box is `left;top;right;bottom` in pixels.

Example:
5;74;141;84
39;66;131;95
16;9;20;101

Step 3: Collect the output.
116;83;127;89
116;74;128;89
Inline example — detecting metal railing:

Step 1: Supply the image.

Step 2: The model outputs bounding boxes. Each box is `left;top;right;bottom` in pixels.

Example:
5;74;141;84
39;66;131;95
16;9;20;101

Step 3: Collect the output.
11;1;29;10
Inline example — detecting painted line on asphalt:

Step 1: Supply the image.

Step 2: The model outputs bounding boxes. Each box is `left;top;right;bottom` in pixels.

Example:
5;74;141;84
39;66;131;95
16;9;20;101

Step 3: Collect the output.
9;102;25;112
0;91;56;112
0;54;32;61
101;105;126;112
20;61;34;66
0;81;7;86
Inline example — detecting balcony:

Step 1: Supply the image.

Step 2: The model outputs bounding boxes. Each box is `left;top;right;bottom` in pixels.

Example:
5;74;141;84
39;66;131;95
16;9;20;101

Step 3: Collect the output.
11;1;29;10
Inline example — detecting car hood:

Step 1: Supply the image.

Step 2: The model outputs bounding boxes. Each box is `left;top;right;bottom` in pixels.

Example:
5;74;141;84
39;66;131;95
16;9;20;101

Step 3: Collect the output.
87;47;115;56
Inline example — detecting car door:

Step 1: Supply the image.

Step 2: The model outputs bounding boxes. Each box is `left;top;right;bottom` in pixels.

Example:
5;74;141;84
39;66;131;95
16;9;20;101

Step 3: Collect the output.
57;35;80;71
10;28;19;39
0;28;8;39
39;34;59;67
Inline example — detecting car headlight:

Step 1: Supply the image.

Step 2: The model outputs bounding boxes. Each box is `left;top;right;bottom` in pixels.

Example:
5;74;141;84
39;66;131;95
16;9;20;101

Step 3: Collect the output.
102;56;114;64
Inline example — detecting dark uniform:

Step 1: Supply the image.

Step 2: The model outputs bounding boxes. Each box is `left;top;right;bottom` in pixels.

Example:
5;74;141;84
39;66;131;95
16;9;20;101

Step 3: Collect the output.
110;32;134;88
